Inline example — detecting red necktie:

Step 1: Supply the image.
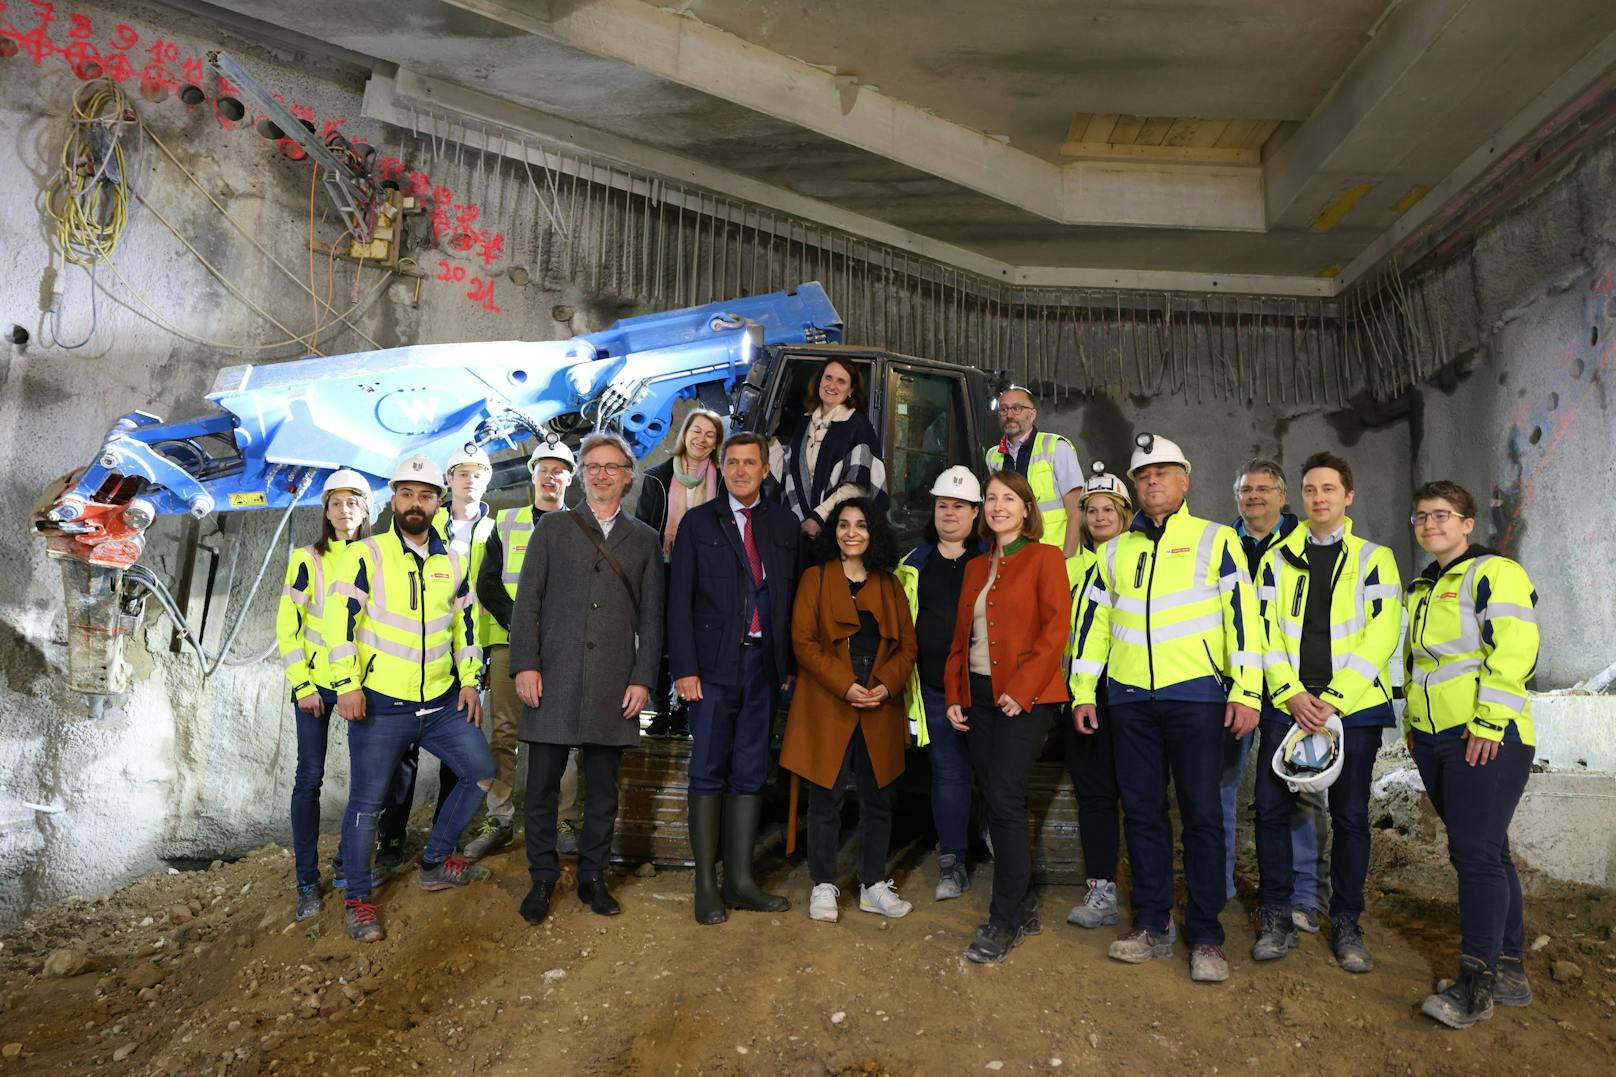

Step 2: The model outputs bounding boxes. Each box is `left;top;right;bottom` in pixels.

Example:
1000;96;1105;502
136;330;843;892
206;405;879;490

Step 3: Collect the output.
740;506;764;634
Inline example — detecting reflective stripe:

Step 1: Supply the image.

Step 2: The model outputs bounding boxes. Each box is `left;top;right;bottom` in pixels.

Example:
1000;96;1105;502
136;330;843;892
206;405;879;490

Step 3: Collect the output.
1362;583;1400;601
1084;583;1114;609
366;605;423;633
1256;585;1277;601
361;538;387;606
1229;650;1260;668
1193;523;1219;587
281;651;303;669
1113;623;1150;646
1262;650;1289;666
282;585;310;606
356;627;444;663
329;642;358;662
1333;652;1381;681
1478;685;1527;710
1481;601;1537;625
1070;658;1105;675
1037;497;1065;512
333;581;366;601
1150;583;1220;612
1144;608;1223;644
455;647;480;666
1329;615;1366;641
303;625;326;648
1216;572;1240;594
1421;657;1483;687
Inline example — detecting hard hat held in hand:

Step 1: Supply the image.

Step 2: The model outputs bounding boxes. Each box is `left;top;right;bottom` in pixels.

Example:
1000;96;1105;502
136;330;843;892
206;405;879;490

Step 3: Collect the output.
1128;432;1191;478
390;453;446;491
930;465;982;503
1271;715;1346;794
321;468;373;505
527;437;577;473
1081;460;1132;507
445;443;493;475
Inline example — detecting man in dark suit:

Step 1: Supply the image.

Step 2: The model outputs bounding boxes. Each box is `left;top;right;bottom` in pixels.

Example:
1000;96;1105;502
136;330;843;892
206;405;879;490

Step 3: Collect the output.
667;431;801;924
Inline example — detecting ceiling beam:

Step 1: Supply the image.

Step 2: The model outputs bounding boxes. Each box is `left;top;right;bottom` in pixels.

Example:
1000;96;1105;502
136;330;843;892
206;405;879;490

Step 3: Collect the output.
443;0;1267;232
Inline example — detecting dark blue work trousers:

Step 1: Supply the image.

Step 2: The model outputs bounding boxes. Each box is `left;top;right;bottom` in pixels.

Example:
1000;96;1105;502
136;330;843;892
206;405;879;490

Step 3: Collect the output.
1063;684;1120;883
1110;698;1228;945
919;681;974;861
686;635;779;796
1413;730;1534;970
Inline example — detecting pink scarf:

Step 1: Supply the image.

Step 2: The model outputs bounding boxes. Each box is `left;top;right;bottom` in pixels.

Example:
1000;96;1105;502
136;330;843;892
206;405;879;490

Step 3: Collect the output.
664;455;719;553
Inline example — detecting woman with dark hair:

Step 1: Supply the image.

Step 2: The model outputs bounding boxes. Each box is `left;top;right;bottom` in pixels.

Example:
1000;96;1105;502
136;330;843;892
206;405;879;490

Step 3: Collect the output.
780;359;888;541
276;469;373;923
636;408;726;736
781;498;917;924
944;469;1072;964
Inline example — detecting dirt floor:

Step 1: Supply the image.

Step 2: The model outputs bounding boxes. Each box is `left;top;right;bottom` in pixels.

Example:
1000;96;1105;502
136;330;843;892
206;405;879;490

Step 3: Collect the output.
2;804;1615;1075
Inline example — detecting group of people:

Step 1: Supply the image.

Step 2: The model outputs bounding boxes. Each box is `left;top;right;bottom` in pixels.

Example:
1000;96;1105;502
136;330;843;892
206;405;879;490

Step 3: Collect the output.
276;360;1540;1032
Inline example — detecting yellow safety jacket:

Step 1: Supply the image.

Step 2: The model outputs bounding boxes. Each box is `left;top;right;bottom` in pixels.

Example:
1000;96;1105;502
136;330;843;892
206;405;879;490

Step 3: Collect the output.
276;539;348;701
433;504;497;647
482;505;542;647
1065;546;1096;664
1256;518;1402;724
1069;502;1262;708
986;430;1076;553
326;520;481;702
895;539;988;747
1404;545;1538;745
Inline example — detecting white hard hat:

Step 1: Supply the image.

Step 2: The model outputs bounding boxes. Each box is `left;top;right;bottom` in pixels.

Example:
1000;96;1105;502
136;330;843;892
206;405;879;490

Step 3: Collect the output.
390;453;446;491
929;465;982;503
1270;716;1346;794
1081;460;1132;508
321;468;372;504
1128;432;1191;478
527;437;577;473
444;443;492;474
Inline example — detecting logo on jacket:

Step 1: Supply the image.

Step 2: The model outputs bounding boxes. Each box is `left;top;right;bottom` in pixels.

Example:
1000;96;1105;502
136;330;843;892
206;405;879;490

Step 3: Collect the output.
432;572;451;580
1167;547;1191;556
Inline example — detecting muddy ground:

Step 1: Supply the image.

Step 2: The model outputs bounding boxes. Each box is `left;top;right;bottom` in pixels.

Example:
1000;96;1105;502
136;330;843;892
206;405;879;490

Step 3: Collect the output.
2;798;1615;1075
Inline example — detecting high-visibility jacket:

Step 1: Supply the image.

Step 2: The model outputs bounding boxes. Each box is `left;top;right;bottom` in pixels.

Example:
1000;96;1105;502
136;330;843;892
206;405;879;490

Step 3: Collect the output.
1404;544;1538;745
1069;502;1262;708
986;430;1076;553
275;539;348;701
433;504;496;647
1256;518;1402;724
481;505;542;647
326;520;481;701
1064;546;1095;662
895;539;987;747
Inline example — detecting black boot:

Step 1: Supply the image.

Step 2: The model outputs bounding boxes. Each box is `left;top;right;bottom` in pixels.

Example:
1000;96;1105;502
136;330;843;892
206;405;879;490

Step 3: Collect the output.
1421;956;1495;1028
689;795;726;925
720;795;789;912
520;878;557;926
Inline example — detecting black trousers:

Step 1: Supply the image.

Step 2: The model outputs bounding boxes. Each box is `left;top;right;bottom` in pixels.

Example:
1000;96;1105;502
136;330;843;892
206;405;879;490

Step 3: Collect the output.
807;726;893;887
1062;694;1120;883
524;742;623;882
966;674;1053;929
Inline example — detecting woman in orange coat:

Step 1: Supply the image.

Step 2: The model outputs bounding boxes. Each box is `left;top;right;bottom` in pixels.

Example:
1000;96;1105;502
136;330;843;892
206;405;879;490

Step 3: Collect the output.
780;498;918;925
945;469;1072;964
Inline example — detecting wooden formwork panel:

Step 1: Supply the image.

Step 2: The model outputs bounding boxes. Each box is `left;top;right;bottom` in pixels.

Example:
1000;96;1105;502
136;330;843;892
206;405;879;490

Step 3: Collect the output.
612;737;695;867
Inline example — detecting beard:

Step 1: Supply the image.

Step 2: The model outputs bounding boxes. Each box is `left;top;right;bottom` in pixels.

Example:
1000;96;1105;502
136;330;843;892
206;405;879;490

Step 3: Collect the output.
399;507;429;531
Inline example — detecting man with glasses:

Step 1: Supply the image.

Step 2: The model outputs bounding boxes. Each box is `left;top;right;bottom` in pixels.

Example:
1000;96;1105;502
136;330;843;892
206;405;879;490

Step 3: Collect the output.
509;434;665;924
1224;460;1328;933
984;386;1084;557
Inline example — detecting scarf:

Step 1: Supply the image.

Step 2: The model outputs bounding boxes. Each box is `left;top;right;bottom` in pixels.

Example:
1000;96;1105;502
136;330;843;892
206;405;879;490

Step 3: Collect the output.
803;403;854;479
664;455;719;553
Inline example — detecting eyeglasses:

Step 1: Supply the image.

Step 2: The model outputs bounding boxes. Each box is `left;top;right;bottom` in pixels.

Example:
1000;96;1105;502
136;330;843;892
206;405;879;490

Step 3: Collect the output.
1411;510;1468;526
1236;485;1280;496
583;462;630;476
998;404;1034;415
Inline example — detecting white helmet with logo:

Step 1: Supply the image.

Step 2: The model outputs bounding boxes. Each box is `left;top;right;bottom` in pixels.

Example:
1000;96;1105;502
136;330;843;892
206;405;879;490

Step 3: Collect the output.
929;465;982;503
444;443;493;475
1128;432;1192;478
1270;716;1346;794
321;468;372;505
527;437;577;474
1081;460;1132;508
390;453;446;492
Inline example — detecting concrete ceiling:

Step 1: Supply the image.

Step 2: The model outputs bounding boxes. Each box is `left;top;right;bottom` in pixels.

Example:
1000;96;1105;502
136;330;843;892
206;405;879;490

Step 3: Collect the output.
194;0;1616;294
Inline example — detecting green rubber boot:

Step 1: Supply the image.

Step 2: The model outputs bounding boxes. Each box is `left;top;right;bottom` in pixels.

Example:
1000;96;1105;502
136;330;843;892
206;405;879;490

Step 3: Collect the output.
689;795;726;925
721;795;790;913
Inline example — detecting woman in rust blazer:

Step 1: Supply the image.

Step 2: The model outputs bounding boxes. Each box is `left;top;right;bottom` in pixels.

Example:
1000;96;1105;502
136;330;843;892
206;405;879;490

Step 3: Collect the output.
781;498;918;925
944;469;1072;964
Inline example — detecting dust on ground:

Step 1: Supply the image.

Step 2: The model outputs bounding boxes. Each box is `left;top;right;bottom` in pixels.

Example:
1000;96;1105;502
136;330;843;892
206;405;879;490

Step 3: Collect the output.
2;800;1615;1075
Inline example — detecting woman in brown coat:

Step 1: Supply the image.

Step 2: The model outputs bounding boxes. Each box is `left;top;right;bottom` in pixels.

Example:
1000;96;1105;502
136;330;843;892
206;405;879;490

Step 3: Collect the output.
945;470;1072;964
780;498;918;924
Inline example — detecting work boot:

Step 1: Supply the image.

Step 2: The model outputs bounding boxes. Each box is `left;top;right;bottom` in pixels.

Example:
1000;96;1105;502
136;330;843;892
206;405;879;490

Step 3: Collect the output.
462;820;514;861
418;856;490;892
688;795;726;925
1020;892;1043;937
808;883;840;923
1494;955;1532;1007
1331;916;1374;973
1109;919;1176;963
1190;944;1230;983
295;883;322;923
1252;905;1300;961
344;900;385;943
1067;879;1119;928
934;854;969;902
578;878;621;916
556;818;581;856
858;880;912;919
964;922;1023;965
1422;956;1495;1029
1292;904;1323;934
719;795;789;912
520;879;557;926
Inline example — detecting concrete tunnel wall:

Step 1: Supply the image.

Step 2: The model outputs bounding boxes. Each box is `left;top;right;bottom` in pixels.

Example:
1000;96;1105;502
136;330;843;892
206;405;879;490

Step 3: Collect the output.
0;0;1607;924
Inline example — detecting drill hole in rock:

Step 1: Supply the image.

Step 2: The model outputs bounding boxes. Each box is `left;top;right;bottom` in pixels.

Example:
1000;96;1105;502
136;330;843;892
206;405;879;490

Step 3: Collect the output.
1528;426;1542;445
255;117;284;141
74;60;103;80
214;96;246;124
178;84;205;107
0;39;19;59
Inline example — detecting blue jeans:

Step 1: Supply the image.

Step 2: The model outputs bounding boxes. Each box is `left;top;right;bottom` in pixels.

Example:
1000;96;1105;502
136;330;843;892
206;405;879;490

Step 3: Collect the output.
920;682;973;861
291;688;343;887
340;689;496;902
1112;698;1226;945
1221;728;1327;907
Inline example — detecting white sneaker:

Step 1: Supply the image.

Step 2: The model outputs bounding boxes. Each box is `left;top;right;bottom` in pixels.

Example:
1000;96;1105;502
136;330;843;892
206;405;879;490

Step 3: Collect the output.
858;879;913;919
809;883;840;922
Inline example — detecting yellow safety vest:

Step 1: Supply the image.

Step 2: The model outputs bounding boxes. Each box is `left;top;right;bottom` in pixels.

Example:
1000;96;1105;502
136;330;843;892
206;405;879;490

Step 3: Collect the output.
275;539;348;700
986;430;1076;553
1064;546;1096;667
326;523;481;702
480;505;542;648
433;505;497;647
1404;548;1538;745
894;555;929;747
1069;502;1262;707
1256;518;1402;722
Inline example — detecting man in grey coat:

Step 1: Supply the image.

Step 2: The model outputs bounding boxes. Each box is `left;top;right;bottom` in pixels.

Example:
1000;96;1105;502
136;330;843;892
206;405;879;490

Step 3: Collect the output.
509;433;665;924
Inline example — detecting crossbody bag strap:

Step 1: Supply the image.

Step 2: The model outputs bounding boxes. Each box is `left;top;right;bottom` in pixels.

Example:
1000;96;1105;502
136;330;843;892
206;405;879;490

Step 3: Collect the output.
568;510;640;620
